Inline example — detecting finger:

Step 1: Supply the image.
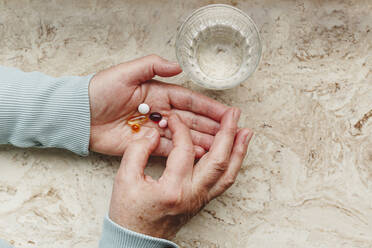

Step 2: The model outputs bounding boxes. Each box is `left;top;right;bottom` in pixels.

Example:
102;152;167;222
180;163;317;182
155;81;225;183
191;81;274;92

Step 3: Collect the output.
164;109;220;135
208;129;253;199
166;84;229;122
161;114;195;182
120;54;182;84
118;129;160;181
153;137;206;158
194;146;206;158
194;107;241;189
163;128;214;151
208;107;240;161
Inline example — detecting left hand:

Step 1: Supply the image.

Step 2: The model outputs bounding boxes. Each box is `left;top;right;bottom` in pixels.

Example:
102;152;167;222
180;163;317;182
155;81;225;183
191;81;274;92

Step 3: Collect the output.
88;54;229;157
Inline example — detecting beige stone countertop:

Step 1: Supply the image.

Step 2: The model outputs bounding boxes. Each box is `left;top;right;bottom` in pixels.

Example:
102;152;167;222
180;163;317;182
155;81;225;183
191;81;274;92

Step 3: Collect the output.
0;0;371;247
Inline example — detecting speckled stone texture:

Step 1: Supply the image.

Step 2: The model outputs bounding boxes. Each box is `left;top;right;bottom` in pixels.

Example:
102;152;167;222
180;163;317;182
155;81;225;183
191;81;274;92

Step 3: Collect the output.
0;0;371;247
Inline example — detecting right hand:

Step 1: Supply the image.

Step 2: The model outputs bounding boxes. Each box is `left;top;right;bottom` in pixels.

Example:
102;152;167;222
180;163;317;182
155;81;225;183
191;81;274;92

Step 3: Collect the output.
108;108;253;238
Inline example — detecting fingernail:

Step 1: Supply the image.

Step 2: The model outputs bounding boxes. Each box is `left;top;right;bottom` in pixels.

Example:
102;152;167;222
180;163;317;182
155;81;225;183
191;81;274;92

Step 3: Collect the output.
169;61;179;65
227;108;234;118
245;131;254;145
233;107;241;120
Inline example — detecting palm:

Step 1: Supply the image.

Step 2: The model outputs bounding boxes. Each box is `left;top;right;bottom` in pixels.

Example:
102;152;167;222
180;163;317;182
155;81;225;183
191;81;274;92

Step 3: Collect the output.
88;55;229;157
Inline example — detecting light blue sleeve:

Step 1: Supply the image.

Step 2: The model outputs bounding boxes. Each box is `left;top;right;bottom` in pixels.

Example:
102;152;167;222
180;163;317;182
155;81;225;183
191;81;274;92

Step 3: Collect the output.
0;66;92;155
0;217;178;248
0;240;12;248
100;216;178;248
0;66;178;247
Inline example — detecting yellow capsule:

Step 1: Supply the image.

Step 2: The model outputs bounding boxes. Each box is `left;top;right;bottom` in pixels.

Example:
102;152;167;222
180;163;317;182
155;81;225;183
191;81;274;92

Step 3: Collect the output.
131;124;141;133
127;115;148;126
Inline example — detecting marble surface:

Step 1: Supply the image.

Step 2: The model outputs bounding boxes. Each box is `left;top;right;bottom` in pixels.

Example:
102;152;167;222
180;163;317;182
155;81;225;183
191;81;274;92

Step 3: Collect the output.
0;0;372;247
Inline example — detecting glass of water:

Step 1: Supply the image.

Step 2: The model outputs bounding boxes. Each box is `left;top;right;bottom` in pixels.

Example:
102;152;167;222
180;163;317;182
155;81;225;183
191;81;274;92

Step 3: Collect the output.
176;4;262;90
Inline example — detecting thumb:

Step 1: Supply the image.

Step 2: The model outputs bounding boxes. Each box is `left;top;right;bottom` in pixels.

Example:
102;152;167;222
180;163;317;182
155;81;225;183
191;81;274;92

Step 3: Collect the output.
118;129;160;180
120;54;182;85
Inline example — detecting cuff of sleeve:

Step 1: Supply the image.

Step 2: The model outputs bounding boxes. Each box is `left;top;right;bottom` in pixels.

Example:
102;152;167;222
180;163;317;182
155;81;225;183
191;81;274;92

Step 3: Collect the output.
42;74;93;156
99;216;178;248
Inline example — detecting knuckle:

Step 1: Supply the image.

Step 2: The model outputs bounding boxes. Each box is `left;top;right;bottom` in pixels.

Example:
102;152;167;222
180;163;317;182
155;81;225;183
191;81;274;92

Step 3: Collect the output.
147;54;162;62
209;176;237;199
211;124;220;135
213;162;229;174
191;115;198;130
193;134;213;149
192;133;203;146
223;175;236;189
222;126;237;136
235;146;246;157
211;156;229;171
185;90;194;110
217;163;229;173
205;135;214;147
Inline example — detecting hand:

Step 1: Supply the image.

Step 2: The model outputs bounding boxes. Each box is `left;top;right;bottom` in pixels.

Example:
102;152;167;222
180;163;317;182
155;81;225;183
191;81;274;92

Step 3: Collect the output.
109;108;253;238
88;55;229;157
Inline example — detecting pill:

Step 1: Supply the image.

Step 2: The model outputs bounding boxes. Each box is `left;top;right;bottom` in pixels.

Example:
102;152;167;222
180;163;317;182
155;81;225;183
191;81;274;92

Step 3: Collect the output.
131;124;140;132
127;115;148;126
138;103;150;114
149;112;162;122
158;119;167;128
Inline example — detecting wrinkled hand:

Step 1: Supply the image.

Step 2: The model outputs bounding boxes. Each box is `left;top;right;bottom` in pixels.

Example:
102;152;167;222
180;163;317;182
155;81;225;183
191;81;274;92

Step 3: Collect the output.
89;55;229;157
109;108;253;238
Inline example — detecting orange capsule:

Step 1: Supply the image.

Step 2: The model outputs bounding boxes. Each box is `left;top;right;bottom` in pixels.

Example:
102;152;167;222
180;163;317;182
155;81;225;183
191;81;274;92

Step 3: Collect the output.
127;115;148;126
131;124;141;132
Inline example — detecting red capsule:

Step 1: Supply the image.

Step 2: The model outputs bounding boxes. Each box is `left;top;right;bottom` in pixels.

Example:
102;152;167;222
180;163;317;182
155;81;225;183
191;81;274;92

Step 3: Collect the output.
149;112;162;123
